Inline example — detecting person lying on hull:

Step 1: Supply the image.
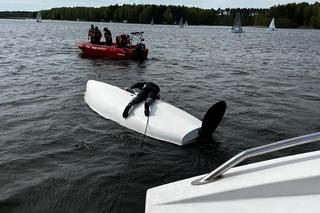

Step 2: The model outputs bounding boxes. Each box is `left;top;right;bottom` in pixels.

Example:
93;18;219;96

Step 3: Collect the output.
122;82;160;118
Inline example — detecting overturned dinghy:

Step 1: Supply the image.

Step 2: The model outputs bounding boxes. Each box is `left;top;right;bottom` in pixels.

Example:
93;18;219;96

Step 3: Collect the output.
84;80;226;146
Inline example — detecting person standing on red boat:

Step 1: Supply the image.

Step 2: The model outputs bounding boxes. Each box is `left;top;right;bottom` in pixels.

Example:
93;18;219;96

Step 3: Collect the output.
92;26;102;44
88;25;95;43
104;28;112;46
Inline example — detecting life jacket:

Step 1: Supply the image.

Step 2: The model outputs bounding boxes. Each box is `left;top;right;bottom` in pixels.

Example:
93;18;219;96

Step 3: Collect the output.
116;35;121;47
120;34;131;47
88;28;94;37
104;30;111;37
95;30;102;39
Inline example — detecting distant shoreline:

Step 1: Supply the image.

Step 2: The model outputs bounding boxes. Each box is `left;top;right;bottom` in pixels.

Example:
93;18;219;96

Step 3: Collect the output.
1;2;320;29
1;17;28;19
1;18;318;30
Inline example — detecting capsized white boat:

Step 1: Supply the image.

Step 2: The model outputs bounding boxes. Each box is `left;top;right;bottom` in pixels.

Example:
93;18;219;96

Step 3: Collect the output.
84;80;226;146
146;132;320;213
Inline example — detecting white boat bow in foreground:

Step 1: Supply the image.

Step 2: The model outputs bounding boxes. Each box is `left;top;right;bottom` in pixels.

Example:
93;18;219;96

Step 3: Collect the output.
146;132;320;213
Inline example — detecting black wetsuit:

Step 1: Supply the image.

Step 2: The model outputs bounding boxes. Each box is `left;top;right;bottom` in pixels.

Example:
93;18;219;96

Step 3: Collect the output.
123;82;160;118
130;82;160;104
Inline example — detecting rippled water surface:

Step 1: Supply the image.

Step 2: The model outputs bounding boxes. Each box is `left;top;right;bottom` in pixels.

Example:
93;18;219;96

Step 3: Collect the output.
0;19;320;213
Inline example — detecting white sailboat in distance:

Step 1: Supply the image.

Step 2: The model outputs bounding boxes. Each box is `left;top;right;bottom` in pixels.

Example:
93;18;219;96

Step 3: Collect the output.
231;12;243;33
268;18;276;31
184;20;188;27
36;11;42;22
178;17;184;28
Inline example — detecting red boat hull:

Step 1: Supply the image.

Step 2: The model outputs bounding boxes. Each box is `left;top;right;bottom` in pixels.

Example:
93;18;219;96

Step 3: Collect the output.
77;42;148;60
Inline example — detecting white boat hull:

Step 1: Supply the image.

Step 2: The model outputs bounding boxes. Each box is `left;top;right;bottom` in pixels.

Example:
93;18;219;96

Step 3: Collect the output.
146;150;320;213
231;28;244;33
84;80;202;145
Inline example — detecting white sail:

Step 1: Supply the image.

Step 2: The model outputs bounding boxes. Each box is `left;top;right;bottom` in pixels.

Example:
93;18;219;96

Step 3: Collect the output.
36;11;42;22
268;18;276;31
184;20;188;26
231;12;243;33
178;17;184;28
150;17;154;25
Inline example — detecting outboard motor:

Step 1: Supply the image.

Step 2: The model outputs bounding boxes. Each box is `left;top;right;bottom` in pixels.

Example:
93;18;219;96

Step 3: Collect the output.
135;43;146;60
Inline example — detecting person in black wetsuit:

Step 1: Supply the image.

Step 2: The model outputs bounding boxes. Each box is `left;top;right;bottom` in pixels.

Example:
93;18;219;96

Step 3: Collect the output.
122;82;160;118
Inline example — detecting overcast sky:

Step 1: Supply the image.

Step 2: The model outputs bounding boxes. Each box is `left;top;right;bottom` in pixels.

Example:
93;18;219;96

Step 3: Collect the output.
0;0;318;11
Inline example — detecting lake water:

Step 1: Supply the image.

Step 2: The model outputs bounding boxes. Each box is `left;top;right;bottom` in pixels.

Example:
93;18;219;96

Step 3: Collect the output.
0;19;319;213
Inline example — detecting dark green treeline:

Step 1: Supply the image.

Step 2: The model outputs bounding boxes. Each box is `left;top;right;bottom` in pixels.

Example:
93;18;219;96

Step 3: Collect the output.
254;2;320;28
41;2;320;28
1;2;320;28
0;11;34;19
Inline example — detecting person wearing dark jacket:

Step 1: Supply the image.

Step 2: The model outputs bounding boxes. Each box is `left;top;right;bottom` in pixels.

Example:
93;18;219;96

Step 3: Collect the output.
122;82;160;118
88;25;95;43
93;26;102;44
104;28;112;46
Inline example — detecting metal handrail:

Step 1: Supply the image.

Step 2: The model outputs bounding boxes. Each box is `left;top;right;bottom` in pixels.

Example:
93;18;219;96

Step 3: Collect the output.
192;132;320;185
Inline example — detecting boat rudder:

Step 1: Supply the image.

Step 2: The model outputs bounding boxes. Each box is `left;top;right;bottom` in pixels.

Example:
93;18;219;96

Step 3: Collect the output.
199;101;227;141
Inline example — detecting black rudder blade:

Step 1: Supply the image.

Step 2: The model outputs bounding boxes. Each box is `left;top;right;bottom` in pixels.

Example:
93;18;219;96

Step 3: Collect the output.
200;101;227;140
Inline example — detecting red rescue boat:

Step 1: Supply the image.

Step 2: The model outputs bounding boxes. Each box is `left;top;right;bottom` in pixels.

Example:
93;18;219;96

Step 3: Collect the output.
77;32;148;60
